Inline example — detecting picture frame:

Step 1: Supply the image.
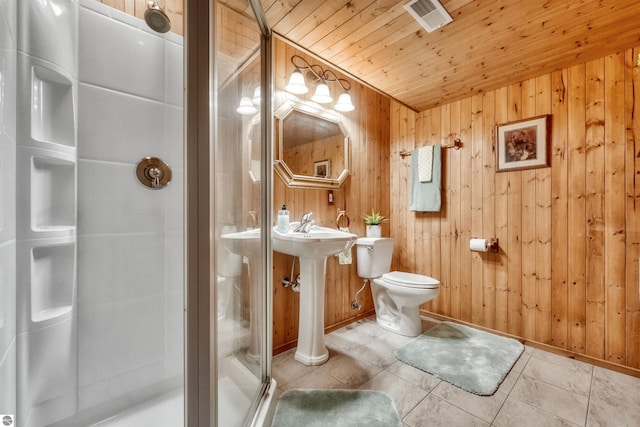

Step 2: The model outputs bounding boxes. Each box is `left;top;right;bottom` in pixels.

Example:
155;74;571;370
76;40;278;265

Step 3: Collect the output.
314;160;330;178
496;115;551;172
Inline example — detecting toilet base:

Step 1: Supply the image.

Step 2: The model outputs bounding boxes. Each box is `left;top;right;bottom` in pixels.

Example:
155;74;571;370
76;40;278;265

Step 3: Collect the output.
375;305;422;337
371;278;439;337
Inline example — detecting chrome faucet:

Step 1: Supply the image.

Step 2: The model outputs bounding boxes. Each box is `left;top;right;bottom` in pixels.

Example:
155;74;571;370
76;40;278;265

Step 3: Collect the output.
293;211;314;232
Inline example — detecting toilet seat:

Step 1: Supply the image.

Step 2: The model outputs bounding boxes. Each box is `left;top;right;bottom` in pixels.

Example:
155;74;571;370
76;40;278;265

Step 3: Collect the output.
381;271;440;289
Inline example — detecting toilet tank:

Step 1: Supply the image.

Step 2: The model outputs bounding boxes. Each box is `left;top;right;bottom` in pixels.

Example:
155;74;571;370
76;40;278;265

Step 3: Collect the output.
356;237;394;279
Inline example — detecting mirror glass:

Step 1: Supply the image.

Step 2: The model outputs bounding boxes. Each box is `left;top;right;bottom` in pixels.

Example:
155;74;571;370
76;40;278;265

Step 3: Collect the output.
274;100;350;189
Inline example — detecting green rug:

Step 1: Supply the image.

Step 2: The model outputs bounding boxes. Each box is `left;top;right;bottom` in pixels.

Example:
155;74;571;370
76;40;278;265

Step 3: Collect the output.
396;321;524;396
270;389;401;427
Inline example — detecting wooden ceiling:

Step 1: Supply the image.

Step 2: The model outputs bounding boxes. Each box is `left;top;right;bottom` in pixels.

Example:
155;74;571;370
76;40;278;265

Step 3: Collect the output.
222;0;640;112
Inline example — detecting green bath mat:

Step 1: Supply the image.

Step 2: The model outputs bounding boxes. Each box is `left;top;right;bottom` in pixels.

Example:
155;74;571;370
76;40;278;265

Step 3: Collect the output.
271;389;401;427
396;321;524;396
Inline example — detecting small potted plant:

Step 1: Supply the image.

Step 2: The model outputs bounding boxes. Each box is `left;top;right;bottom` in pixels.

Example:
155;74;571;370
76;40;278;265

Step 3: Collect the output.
363;210;388;238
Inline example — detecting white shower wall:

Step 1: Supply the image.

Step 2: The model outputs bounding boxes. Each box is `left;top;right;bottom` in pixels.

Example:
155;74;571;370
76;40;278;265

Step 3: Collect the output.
2;0;184;425
75;0;184;412
0;0;17;421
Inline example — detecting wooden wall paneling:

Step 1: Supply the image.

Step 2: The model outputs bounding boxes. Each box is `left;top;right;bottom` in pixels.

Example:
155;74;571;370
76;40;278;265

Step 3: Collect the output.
585;57;606;359
390;102;402;268
430;108;443;314
604;52;626;364
395;45;640;369
567;63;587;355
406;108;417;273
459;97;473;323
417;110;435;312
551;69;569;349
481;91;496;329
470;94;484;325
535;75;552;344
506;83;523;338
521;78;538;340
165;0;183;35
494;86;509;334
625;47;640;369
414;114;425;279
440;103;452;316
449;101;462;320
397;104;410;270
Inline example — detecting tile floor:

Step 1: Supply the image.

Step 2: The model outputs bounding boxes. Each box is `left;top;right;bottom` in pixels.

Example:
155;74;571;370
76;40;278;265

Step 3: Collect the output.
271;316;640;426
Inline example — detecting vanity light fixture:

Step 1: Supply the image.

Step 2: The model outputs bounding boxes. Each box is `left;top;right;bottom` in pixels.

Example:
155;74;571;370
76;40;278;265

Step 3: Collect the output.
237;96;258;115
285;55;355;112
252;86;261;105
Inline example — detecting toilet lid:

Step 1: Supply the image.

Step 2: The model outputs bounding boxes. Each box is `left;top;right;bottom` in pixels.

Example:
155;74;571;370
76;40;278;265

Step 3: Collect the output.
382;271;440;289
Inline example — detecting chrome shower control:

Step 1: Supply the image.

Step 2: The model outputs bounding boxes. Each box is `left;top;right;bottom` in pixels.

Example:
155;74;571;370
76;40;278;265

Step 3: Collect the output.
136;157;172;189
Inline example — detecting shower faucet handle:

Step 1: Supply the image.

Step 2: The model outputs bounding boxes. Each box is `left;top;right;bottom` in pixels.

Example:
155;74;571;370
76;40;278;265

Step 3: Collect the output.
136;157;172;190
149;167;162;188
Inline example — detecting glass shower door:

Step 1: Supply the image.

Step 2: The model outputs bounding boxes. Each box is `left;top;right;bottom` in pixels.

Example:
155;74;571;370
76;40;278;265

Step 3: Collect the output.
213;0;272;425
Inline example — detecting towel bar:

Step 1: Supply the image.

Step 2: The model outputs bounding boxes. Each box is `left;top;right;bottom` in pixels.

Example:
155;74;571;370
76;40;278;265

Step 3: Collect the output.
399;138;461;158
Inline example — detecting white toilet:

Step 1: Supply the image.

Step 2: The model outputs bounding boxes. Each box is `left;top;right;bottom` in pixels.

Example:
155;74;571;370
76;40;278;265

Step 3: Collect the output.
356;237;440;336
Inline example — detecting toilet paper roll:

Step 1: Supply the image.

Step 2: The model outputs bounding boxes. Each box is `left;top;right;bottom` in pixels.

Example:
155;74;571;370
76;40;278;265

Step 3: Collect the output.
469;238;489;252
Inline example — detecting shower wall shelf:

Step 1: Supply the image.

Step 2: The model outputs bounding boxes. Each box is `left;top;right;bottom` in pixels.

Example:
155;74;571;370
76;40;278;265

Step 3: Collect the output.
17;146;76;240
16;56;77;155
31;65;76;148
16;237;76;330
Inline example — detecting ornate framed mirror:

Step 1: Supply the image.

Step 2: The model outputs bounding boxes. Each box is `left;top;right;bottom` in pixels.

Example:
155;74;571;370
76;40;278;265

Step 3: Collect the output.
274;100;350;189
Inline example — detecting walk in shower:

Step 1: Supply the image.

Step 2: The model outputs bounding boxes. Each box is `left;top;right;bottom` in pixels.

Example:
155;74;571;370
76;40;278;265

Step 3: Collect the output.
0;0;273;425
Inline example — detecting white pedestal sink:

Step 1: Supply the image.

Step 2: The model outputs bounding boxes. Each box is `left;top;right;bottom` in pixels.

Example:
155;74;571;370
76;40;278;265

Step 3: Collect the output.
219;228;261;362
273;223;357;365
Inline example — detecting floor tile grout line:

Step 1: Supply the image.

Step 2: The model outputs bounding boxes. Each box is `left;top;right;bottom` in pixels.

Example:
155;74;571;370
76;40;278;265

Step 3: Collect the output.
489;367;525;426
583;365;595;427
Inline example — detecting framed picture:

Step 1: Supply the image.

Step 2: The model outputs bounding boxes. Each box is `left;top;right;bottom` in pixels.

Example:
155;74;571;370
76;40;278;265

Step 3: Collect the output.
496;115;550;172
314;160;330;178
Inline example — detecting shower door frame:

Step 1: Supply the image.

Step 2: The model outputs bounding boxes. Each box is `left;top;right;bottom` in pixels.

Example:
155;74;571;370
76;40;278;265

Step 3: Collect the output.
184;0;274;425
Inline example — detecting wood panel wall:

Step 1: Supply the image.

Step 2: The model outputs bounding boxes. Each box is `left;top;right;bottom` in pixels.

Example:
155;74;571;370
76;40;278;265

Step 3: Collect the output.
272;38;391;353
390;45;640;370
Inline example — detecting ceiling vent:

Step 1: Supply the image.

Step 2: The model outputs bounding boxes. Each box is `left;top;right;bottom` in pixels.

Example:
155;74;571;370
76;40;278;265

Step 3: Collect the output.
404;0;453;33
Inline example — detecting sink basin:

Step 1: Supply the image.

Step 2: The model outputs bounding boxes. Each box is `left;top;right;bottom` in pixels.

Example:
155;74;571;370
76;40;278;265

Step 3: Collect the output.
272;223;357;258
220;227;261;256
273;222;357;365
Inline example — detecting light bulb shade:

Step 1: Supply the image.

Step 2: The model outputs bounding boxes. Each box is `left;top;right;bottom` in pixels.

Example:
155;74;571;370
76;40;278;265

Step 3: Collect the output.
252;86;261;105
312;83;332;104
237;96;257;115
334;92;355;112
285;70;308;94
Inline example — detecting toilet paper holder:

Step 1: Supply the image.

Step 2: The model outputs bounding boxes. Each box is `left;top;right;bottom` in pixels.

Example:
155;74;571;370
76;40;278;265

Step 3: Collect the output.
471;237;499;253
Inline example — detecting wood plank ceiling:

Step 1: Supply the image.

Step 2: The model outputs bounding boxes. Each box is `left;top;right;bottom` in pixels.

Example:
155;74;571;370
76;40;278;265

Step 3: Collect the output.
224;0;640;112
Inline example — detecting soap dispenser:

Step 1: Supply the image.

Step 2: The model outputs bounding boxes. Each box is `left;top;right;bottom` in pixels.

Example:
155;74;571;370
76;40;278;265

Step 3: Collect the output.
277;204;290;233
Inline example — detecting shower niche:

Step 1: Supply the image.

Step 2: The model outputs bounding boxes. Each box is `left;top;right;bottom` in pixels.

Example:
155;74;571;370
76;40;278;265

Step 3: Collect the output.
30;66;76;148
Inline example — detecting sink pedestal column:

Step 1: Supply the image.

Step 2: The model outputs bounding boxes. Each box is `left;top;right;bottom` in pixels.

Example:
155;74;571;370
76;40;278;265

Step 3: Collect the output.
294;256;329;365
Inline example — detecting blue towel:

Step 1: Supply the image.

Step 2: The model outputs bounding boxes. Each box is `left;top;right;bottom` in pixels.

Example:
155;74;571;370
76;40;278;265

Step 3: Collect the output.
410;145;441;212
